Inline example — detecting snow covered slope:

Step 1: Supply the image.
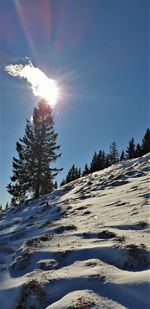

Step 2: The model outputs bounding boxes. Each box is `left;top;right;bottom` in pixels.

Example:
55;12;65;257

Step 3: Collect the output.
0;154;149;309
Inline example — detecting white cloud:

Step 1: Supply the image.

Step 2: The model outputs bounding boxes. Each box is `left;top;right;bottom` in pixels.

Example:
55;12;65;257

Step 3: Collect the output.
4;61;59;108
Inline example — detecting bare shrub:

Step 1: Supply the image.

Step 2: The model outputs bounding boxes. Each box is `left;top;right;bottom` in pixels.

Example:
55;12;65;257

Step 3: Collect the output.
16;280;46;309
11;252;31;271
68;299;95;309
124;243;148;270
97;230;116;239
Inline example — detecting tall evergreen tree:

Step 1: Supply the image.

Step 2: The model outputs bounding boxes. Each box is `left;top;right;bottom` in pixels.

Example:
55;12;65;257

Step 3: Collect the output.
32;101;62;197
7;125;33;203
63;164;81;184
65;165;79;183
7;99;62;202
141;128;150;155
90;151;99;173
76;167;81;179
65;165;74;183
54;181;58;189
126;137;136;159
135;143;142;158
82;163;89;176
97;150;106;170
109;141;119;165
104;154;111;168
120;150;126;161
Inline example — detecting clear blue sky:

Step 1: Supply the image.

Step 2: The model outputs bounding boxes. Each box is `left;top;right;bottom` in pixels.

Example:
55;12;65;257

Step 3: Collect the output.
0;0;149;206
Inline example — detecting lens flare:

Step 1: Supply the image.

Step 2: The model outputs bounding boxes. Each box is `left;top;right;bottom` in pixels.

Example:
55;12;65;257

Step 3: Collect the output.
5;61;59;108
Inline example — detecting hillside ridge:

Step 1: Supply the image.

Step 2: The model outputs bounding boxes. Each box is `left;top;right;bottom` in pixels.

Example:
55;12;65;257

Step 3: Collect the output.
0;153;149;309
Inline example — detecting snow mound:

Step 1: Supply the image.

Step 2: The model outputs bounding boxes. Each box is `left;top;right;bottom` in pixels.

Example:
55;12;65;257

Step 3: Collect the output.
46;289;126;309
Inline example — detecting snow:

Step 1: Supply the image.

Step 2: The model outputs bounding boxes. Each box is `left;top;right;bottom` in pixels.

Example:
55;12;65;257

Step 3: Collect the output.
0;153;149;309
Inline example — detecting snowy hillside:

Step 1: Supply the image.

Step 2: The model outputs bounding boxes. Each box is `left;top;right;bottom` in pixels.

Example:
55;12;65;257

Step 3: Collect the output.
0;154;150;309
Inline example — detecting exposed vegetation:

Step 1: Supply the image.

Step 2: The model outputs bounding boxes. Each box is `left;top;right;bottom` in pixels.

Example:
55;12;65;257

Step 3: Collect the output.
124;243;148;270
16;280;47;309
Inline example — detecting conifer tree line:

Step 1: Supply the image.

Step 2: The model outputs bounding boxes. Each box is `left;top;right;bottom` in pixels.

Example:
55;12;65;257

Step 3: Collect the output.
6;117;150;207
60;128;150;186
7;100;62;204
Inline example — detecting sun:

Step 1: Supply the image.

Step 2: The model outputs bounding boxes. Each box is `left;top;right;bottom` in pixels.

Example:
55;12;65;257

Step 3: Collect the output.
35;78;59;108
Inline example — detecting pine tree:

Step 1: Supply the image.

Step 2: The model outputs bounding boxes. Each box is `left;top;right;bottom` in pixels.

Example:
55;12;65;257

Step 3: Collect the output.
141;128;150;155
104;154;111;168
54;181;58;189
135;143;142;158
7;120;35;203
97;150;106;170
82;163;89;176
76;167;81;179
7;99;62;202
109;141;119;165
90;151;99;173
126;137;136;159
64;164;81;184
60;179;66;187
33;100;62;197
5;202;9;209
120;150;126;161
66;165;74;183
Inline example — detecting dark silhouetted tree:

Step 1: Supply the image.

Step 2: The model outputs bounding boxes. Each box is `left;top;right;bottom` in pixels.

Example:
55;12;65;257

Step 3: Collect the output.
126;137;136;159
141;128;150;155
60;179;66;187
7;100;62;203
65;164;80;183
104;154;111;168
135;143;142;158
120;150;126;161
90;151;99;173
109;141;119;164
82;163;89;176
54;181;58;189
7;122;34;203
97;150;106;170
5;202;9;209
66;165;74;183
76;167;81;178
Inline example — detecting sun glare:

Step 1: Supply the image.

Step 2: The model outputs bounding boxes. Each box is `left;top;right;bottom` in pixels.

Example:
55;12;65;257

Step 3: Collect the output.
34;77;59;108
21;64;59;108
5;62;59;108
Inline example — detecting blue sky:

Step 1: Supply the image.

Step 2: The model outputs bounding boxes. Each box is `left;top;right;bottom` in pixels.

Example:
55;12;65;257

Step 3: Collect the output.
0;0;149;206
